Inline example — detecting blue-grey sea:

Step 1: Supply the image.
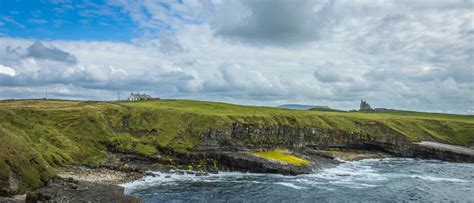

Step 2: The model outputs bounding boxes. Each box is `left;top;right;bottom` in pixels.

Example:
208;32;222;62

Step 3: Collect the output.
122;158;474;202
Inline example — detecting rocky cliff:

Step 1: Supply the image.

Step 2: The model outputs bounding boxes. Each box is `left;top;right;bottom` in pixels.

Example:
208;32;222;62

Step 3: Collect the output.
196;123;473;162
0;99;473;197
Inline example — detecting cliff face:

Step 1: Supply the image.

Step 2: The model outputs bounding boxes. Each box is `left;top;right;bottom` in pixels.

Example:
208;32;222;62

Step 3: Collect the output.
198;123;408;153
196;123;473;162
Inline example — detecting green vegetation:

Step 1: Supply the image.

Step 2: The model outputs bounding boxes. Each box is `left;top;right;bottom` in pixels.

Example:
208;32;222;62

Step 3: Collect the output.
122;100;473;145
0;99;473;194
309;107;345;112
0;100;159;194
252;149;310;166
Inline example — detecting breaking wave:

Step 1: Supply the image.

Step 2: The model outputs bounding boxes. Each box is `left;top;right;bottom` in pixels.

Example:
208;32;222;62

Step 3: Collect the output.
122;158;474;202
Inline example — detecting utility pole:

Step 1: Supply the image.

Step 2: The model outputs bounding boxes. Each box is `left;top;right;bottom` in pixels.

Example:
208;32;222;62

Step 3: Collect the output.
117;90;120;101
45;90;48;100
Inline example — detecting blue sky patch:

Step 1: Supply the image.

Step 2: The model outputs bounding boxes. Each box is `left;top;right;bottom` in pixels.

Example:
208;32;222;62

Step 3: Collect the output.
0;0;136;41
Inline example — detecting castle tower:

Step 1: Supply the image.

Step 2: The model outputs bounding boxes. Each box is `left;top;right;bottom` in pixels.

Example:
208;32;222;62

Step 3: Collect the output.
359;100;372;111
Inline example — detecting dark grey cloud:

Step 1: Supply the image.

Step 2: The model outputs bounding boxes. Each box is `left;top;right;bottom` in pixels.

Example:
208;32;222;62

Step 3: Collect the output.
364;67;446;82
213;0;335;45
313;68;355;83
24;41;77;64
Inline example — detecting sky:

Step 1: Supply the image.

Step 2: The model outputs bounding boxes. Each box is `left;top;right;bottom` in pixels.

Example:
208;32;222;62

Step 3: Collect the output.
0;0;473;114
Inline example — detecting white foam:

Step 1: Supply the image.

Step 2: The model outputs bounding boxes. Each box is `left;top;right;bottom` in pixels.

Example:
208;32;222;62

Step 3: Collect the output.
311;160;386;182
121;158;472;194
297;158;400;189
274;182;306;190
293;178;324;185
327;180;378;188
121;171;267;193
410;175;468;183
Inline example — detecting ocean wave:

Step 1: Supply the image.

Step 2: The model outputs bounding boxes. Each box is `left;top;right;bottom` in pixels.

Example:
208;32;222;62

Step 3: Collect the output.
409;175;468;182
122;158;473;195
121;171;267;193
121;158;474;202
274;182;306;190
310;160;386;182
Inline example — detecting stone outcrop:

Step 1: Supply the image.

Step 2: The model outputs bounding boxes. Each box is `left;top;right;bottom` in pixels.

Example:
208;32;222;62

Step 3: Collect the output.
412;141;474;163
25;177;139;203
195;152;316;175
0;163;20;197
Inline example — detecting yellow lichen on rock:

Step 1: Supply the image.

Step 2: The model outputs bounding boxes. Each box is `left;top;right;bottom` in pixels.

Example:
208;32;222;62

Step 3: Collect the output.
252;149;310;166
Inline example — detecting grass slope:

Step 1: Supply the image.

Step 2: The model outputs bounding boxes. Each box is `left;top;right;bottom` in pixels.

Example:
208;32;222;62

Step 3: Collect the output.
0;99;473;194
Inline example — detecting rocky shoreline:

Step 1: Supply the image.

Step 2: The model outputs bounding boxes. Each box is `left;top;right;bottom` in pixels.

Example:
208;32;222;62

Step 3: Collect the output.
25;177;140;203
0;148;390;203
0;167;144;203
1;141;473;202
56;166;144;185
2;147;413;202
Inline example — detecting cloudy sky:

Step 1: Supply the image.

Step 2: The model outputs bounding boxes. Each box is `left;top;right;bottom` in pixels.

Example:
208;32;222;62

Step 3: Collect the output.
0;0;473;114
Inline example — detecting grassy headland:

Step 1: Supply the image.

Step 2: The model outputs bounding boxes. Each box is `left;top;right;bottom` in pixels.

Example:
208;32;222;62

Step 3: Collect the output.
0;99;473;194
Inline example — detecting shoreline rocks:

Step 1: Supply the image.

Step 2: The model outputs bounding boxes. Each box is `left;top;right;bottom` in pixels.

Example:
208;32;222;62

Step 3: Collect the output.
412;141;474;163
302;148;393;161
25;177;140;203
56;166;144;185
0;166;145;203
2;136;473;202
2;142;472;202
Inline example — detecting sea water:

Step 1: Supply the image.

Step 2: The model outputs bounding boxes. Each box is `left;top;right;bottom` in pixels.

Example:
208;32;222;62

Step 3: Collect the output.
121;158;474;202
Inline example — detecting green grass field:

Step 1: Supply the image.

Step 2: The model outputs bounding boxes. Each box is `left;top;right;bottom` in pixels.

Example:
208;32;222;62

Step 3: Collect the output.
122;99;473;121
0;99;473;194
122;99;474;144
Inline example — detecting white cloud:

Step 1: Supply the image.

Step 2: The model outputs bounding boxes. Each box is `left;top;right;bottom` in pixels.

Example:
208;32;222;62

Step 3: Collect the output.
28;19;48;25
0;0;473;114
0;64;16;76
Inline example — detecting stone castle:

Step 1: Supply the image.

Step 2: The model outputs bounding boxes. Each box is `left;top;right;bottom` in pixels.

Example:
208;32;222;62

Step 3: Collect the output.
359;100;372;111
359;100;388;112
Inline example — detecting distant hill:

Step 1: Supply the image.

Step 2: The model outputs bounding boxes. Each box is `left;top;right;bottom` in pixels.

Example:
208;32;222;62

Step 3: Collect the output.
276;104;330;110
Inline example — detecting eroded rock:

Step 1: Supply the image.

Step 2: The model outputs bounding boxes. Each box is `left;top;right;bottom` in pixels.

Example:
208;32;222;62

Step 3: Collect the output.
25;177;139;203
